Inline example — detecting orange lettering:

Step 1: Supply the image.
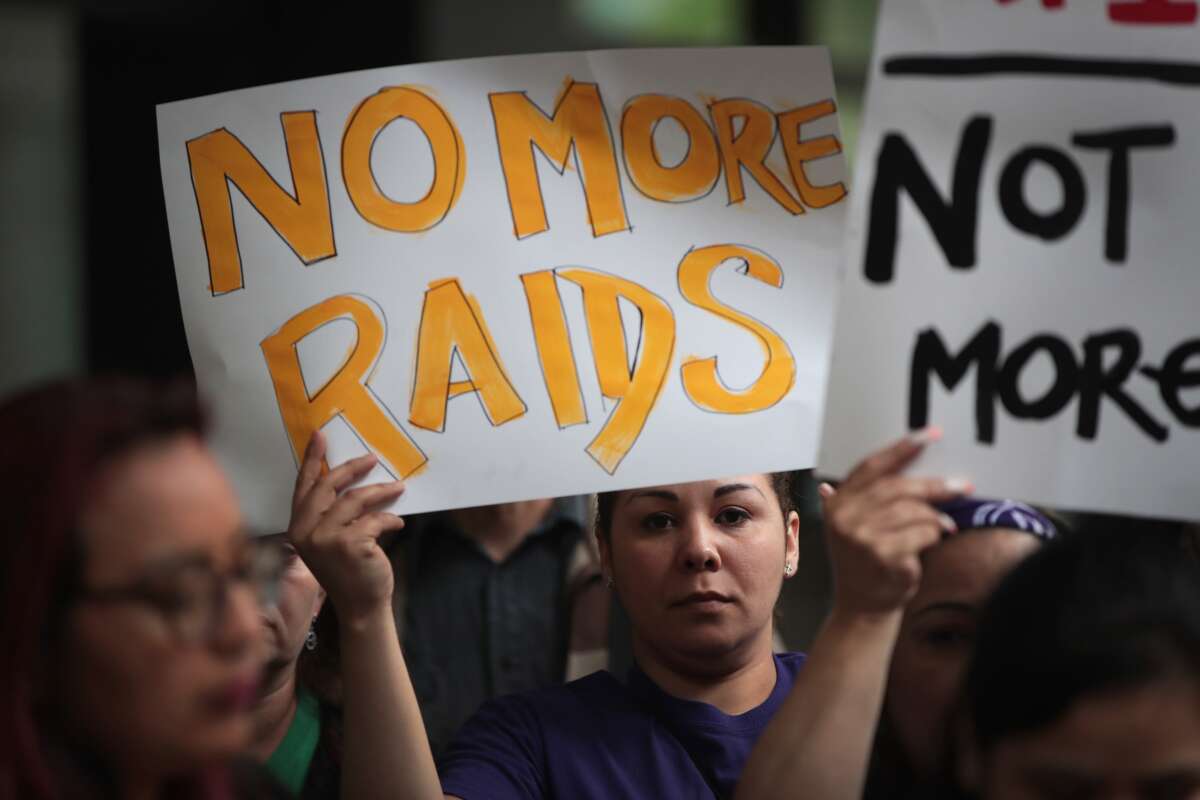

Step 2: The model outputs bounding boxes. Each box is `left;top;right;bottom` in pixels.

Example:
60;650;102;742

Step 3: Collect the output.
777;100;847;209
187;112;335;295
621;94;720;202
521;271;588;428
409;279;526;431
490;81;629;239
260;294;426;477
678;244;795;413
342;87;465;232
709;99;803;215
558;269;675;473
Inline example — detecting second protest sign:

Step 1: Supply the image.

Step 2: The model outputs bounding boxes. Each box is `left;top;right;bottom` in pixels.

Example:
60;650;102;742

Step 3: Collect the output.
820;1;1200;520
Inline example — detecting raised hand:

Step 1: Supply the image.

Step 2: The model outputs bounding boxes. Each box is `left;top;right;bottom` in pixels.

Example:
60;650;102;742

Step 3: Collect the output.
287;430;406;626
820;427;972;617
735;429;974;800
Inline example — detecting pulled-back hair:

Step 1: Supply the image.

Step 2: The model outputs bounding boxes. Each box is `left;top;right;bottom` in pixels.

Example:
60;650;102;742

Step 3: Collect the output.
594;471;797;540
0;377;208;800
964;523;1200;756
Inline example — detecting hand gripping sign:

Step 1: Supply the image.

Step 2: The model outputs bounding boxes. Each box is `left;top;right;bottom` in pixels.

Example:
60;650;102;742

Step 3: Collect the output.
158;48;848;530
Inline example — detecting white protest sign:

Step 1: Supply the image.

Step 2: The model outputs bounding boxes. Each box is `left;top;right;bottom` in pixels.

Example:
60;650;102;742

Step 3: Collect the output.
157;48;848;531
820;1;1200;521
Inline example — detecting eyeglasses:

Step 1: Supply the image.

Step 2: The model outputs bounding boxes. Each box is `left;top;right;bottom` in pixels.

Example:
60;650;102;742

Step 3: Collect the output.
76;537;286;644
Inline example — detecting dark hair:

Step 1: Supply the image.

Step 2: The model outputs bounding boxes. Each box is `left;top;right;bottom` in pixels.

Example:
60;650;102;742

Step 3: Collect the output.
964;524;1200;756
594;471;797;540
0;377;209;800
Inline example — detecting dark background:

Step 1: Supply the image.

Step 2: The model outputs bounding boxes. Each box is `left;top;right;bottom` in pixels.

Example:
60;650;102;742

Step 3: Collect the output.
78;0;807;378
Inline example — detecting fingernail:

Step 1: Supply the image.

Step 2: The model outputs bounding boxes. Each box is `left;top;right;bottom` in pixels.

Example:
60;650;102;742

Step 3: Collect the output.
939;513;958;534
944;477;973;494
907;425;942;446
817;482;835;499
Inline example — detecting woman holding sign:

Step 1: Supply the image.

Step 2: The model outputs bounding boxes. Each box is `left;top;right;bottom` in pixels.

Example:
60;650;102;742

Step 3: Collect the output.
863;497;1055;798
288;428;967;799
737;434;1065;800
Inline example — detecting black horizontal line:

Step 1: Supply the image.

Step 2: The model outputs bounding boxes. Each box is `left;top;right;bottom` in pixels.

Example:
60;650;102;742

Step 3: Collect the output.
884;53;1200;86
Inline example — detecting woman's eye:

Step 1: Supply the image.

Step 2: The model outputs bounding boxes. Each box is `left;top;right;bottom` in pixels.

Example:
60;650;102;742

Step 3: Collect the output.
641;512;675;531
715;507;751;526
147;585;203;614
920;627;974;649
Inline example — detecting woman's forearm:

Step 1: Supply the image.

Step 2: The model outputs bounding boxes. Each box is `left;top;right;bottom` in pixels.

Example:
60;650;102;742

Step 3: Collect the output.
338;604;445;800
735;609;902;800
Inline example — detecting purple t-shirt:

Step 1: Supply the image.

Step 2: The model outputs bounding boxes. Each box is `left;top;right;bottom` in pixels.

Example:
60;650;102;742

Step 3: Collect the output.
439;652;806;800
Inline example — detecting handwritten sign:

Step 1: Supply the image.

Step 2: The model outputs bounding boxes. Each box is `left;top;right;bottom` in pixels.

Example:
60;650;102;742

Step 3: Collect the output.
819;1;1200;521
158;48;848;530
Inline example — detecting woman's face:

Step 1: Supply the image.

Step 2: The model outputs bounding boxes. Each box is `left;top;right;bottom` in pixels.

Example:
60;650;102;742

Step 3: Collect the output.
260;538;323;690
886;529;1041;779
57;434;263;776
598;475;799;672
977;677;1200;800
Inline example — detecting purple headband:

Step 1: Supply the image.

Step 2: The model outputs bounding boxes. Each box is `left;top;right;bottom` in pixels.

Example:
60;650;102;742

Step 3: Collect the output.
937;497;1058;540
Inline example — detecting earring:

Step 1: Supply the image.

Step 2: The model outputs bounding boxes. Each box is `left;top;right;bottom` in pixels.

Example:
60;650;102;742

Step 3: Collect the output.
304;618;318;651
783;563;793;577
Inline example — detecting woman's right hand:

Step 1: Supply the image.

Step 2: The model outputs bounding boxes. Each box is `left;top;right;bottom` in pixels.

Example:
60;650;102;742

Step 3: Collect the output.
820;428;972;618
287;430;407;627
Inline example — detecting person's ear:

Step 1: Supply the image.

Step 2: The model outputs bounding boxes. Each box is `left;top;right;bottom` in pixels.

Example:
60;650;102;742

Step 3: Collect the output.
783;510;800;578
595;528;613;587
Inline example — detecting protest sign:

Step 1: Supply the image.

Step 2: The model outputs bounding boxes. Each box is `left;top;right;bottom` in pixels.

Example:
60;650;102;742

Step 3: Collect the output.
820;0;1200;520
157;48;848;530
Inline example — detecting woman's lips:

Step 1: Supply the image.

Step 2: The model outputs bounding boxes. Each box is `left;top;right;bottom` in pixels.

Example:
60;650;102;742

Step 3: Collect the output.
672;591;734;611
207;673;261;714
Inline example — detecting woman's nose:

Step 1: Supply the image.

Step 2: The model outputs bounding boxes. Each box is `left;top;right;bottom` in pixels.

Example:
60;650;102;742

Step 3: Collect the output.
212;582;261;656
678;521;721;572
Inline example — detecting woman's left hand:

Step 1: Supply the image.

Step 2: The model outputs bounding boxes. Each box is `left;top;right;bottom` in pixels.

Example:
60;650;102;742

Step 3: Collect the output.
819;429;969;619
287;430;406;626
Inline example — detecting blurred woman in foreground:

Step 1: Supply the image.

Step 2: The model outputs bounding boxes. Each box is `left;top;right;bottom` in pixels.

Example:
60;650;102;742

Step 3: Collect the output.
0;379;282;800
955;525;1200;799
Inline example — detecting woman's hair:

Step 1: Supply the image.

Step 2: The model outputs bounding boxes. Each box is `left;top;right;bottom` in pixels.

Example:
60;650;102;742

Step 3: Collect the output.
963;522;1200;756
594;471;797;540
0;377;208;800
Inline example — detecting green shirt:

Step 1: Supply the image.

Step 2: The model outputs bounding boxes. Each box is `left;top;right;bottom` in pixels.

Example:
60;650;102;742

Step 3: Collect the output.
265;688;321;796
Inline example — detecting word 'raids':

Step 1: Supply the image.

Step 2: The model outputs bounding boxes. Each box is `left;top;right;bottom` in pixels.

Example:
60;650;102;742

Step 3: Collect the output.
260;244;798;481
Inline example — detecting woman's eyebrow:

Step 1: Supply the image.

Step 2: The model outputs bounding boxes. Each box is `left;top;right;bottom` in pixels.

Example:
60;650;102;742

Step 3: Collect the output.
714;483;766;501
623;489;679;505
139;551;212;577
912;601;975;619
143;532;253;576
